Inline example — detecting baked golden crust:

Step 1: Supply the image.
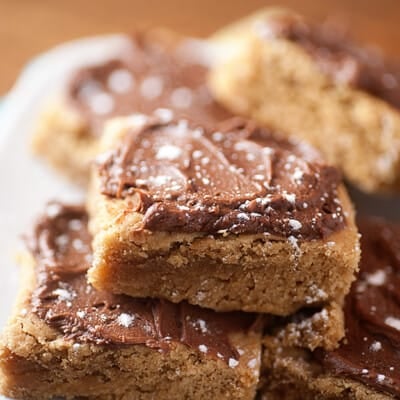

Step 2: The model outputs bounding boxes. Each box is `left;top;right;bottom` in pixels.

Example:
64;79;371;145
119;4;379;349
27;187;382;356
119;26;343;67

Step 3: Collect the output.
209;7;400;194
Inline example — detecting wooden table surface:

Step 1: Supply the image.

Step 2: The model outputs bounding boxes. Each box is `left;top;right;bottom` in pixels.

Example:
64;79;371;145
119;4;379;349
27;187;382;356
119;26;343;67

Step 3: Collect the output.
1;0;400;94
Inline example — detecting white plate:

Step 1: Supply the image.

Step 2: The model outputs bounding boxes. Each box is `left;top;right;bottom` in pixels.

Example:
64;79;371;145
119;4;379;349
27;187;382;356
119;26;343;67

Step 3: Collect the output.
0;33;399;400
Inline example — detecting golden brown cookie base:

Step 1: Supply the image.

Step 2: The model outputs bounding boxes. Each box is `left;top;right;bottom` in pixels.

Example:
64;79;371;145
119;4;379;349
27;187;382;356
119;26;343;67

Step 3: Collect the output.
209;7;400;194
0;258;261;400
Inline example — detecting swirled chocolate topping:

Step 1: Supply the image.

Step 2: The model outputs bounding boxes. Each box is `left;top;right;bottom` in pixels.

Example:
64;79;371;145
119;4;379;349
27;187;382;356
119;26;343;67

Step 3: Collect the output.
257;15;400;109
68;33;231;136
98;116;345;238
317;218;400;397
27;203;257;364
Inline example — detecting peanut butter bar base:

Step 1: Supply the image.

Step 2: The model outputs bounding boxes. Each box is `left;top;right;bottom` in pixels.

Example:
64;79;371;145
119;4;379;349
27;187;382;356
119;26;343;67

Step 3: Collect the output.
0;257;261;400
209;7;400;193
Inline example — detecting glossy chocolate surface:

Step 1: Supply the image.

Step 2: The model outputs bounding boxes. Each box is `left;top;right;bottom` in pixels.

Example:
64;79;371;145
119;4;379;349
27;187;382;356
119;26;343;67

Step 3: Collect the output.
98;116;345;238
68;34;231;136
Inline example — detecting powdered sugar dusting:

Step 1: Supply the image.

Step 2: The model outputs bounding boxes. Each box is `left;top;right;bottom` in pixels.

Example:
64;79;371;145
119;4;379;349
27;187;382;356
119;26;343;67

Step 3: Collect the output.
107;69;134;93
88;92;114;115
228;358;239;368
117;313;135;328
156;145;182;161
170;87;193;109
140;76;163;99
154;108;174;123
370;341;382;352
288;219;302;231
366;270;387;286
377;374;386;382
198;344;208;353
53;287;75;302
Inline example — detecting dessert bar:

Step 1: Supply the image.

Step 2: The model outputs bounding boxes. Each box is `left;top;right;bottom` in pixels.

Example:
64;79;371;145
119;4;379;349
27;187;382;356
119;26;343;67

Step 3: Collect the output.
209;7;400;193
32;30;230;184
87;113;360;315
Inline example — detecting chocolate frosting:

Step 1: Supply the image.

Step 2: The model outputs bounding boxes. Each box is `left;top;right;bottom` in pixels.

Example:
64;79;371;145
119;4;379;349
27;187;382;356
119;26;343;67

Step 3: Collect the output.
259;16;400;109
68;34;231;136
98;116;345;238
317;218;400;397
27;203;257;364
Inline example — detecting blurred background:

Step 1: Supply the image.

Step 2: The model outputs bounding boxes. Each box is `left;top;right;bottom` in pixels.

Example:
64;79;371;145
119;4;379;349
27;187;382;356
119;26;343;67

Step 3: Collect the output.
1;0;400;93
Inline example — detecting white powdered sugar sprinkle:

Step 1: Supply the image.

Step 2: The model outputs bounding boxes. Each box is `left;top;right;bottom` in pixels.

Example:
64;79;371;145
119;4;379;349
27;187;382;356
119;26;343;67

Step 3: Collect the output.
76;310;86;319
53;288;74;302
154;108;174;122
198;344;208;353
72;343;81;351
288;219;302;231
195;319;208;334
88;92;114;115
366;270;387;286
68;219;82;231
377;374;386;382
370;341;382;352
140;76;163;99
228;358;239;368
117;313;135;328
292;167;304;182
156;145;182;161
46;203;62;218
170;87;193;109
107;69;134;93
283;192;296;204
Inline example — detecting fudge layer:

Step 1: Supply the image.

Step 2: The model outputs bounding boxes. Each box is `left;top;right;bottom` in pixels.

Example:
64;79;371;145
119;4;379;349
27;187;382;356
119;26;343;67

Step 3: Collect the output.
32;30;231;184
209;7;400;193
87;113;360;315
0;203;261;400
261;218;400;399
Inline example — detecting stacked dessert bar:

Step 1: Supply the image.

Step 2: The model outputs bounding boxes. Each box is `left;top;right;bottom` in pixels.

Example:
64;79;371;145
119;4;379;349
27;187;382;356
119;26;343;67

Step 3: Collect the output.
1;6;400;400
209;7;400;194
